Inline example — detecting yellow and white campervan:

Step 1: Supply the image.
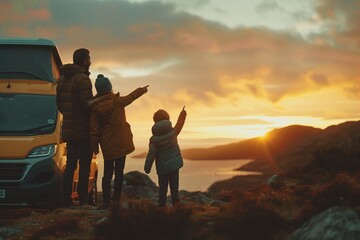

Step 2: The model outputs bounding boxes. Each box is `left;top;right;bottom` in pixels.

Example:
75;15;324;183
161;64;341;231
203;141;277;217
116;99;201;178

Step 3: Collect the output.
0;38;98;208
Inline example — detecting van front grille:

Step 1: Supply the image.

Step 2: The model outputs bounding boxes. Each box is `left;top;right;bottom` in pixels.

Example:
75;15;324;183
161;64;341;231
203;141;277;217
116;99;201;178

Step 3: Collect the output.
0;163;28;181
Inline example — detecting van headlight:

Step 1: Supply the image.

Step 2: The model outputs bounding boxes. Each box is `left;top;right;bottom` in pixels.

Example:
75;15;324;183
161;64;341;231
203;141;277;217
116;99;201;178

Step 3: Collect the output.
28;144;56;158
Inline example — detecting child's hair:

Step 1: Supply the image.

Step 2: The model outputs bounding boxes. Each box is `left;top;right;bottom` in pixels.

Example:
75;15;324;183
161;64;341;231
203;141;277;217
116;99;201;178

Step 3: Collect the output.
153;109;170;122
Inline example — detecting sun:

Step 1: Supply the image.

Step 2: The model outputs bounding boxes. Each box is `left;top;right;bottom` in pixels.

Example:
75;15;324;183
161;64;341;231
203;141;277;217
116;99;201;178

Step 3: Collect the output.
246;127;272;139
258;133;268;140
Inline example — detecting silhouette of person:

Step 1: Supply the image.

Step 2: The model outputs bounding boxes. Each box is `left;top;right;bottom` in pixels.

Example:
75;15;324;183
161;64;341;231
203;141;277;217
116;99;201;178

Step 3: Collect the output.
56;48;93;207
144;107;187;207
90;74;148;209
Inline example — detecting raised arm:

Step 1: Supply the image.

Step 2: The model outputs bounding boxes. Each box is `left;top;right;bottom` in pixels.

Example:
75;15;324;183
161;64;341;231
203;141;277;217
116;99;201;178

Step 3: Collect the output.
115;86;148;107
174;107;187;135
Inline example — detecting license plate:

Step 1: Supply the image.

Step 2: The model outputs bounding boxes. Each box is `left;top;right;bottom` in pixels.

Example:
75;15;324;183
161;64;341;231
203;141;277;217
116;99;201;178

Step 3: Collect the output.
0;189;5;199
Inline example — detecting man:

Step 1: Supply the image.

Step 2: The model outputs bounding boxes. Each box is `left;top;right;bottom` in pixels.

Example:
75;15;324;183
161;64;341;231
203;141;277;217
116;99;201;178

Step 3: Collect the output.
56;48;93;207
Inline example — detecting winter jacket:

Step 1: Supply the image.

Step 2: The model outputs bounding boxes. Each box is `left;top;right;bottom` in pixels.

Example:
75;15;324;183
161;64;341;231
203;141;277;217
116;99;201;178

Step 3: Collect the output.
56;64;93;141
144;110;187;175
90;89;146;160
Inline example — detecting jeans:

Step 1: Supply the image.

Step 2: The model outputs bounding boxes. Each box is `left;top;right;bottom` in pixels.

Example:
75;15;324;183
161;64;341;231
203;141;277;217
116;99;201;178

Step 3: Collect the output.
102;156;126;203
158;169;180;207
62;139;92;206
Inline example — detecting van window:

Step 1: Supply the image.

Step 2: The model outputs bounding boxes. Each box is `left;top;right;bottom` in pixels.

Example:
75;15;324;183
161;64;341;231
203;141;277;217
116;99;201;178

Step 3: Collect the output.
0;94;57;135
0;45;56;83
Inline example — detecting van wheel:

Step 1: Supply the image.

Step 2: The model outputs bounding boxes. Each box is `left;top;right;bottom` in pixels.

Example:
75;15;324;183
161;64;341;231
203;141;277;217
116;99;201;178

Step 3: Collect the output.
88;175;98;206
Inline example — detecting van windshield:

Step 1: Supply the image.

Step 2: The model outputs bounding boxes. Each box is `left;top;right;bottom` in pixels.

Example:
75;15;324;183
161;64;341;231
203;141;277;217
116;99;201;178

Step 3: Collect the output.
0;94;57;135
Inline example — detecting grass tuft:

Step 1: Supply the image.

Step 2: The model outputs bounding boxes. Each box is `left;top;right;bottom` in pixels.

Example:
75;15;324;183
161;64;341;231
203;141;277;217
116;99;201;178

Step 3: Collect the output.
29;215;80;240
96;200;192;240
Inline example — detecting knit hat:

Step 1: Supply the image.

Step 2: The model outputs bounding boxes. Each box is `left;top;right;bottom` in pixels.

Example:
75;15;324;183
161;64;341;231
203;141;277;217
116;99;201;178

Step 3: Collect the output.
95;74;112;94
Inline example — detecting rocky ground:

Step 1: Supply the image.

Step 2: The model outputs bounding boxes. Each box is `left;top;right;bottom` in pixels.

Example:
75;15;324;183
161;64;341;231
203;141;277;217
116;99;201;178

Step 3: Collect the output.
0;171;226;240
0;204;107;239
1;170;360;240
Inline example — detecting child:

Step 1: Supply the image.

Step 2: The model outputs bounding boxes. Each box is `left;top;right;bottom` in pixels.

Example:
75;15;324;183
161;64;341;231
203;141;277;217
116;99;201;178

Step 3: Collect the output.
90;74;148;209
144;107;187;207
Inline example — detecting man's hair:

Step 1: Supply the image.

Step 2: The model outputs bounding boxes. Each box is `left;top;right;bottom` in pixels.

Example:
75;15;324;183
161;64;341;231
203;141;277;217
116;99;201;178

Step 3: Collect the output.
153;109;170;122
73;48;90;65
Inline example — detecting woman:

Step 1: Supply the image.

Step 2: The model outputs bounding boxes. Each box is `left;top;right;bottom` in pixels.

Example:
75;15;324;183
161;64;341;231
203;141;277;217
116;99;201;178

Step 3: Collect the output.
90;74;148;209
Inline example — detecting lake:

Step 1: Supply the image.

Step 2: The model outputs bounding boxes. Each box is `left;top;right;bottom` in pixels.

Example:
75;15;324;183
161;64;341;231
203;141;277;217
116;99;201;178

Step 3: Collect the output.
96;154;260;192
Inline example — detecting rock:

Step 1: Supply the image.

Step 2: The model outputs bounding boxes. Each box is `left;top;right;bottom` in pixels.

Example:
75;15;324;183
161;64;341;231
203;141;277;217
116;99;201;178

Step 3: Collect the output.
114;172;227;206
96;217;109;225
31;211;40;216
179;190;228;207
196;192;214;204
121;171;158;199
207;174;271;195
264;175;278;185
289;206;360;240
196;192;227;206
263;174;286;189
0;227;22;239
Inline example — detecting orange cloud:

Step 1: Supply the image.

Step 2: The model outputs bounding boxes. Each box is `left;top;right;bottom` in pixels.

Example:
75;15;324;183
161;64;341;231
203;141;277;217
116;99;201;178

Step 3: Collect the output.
315;0;360;47
2;0;360;139
28;8;51;21
0;2;50;24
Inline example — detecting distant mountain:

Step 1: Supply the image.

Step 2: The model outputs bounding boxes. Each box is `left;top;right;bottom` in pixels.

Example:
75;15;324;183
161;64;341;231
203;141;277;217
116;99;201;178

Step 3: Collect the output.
207;120;360;194
133;121;360;175
240;120;360;174
132;125;320;161
282;121;360;172
181;125;322;162
296;120;360;154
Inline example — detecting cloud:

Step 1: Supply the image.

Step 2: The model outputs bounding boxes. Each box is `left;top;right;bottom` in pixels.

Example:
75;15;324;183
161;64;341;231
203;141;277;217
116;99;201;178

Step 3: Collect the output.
314;0;360;48
1;0;360;108
190;117;272;127
0;1;51;24
310;73;328;85
256;1;285;14
154;0;210;10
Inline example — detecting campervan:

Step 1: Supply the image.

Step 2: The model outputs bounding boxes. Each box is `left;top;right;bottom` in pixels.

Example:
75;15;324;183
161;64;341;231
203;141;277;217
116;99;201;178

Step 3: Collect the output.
0;38;98;208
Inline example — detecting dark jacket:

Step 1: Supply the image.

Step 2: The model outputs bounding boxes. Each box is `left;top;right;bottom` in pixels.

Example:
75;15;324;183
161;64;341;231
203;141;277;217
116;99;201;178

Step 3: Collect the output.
144;110;186;175
90;89;146;160
56;64;93;141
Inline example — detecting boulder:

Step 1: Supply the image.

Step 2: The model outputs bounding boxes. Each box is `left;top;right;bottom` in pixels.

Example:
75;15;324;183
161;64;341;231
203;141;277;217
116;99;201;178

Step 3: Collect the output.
0;227;22;239
289;206;360;240
179;190;228;207
121;171;158;199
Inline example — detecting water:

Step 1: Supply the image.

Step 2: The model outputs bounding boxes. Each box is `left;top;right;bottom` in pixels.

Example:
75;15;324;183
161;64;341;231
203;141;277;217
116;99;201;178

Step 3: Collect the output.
96;154;260;192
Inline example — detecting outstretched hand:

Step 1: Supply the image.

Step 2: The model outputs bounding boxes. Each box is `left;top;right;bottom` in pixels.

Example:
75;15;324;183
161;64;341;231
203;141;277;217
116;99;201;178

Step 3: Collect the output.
142;85;149;94
181;106;187;115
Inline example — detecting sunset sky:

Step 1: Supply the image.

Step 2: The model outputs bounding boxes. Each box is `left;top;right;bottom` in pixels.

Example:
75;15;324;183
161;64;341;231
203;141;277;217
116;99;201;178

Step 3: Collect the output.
1;0;360;148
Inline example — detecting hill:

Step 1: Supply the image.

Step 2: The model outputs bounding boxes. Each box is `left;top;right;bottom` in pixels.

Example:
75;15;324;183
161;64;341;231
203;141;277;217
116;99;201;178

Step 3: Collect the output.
133;124;322;164
207;120;360;196
244;120;360;174
283;120;360;172
181;125;322;162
